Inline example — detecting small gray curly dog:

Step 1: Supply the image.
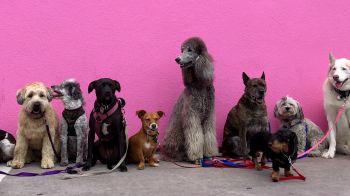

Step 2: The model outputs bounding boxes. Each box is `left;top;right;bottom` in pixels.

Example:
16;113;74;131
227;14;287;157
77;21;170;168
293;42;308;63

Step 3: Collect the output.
161;37;218;163
274;96;328;157
52;79;88;166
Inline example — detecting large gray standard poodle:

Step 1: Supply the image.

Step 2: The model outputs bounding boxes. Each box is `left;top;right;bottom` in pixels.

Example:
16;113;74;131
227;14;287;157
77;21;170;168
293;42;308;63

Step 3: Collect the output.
161;37;218;163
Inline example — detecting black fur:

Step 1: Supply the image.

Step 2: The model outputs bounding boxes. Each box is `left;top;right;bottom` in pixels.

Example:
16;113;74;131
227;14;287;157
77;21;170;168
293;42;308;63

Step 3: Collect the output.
83;78;127;172
249;129;298;171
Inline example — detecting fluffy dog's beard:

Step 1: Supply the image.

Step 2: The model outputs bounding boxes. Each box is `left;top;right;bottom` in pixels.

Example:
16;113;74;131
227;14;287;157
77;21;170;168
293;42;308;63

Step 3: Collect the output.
27;108;44;119
278;110;296;120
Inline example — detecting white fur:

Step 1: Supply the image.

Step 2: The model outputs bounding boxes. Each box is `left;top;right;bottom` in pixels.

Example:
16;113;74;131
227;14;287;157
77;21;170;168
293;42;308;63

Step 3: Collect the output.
323;55;350;158
102;123;110;136
0;138;15;159
144;142;151;149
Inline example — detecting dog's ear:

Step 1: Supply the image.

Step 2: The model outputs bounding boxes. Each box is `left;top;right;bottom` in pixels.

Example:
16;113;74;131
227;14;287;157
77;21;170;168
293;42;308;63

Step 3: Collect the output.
16;88;26;105
88;81;96;94
295;101;304;119
329;53;335;66
136;110;146;119
113;80;121;92
71;85;82;100
261;72;265;80
242;72;250;86
157;111;165;118
46;87;54;102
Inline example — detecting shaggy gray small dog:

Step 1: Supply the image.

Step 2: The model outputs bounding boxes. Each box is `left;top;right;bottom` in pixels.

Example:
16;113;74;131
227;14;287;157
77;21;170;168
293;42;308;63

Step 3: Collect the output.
274;96;328;157
52;79;88;166
161;37;218;163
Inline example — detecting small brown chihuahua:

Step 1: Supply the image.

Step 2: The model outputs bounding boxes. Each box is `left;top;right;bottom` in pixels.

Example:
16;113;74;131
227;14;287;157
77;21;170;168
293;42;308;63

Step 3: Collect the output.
127;110;164;170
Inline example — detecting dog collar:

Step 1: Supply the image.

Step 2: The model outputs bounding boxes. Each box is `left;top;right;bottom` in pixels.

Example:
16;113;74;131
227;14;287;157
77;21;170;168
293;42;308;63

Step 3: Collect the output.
282;119;303;129
333;87;350;100
146;130;159;143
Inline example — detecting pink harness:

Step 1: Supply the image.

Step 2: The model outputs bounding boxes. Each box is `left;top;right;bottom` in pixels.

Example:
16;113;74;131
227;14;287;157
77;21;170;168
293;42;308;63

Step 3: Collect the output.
93;102;119;138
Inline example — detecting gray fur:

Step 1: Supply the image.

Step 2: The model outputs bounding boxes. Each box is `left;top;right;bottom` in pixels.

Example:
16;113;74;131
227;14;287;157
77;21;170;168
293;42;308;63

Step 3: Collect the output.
52;79;88;165
162;37;218;162
274;96;328;156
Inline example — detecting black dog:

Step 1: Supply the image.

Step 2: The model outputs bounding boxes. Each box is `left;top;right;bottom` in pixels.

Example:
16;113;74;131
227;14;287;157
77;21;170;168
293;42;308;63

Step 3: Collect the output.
82;78;127;172
0;129;16;162
250;129;298;182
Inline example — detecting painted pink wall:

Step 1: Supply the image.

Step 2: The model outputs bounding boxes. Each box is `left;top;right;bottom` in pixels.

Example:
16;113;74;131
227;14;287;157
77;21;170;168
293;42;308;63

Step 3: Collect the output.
1;1;350;145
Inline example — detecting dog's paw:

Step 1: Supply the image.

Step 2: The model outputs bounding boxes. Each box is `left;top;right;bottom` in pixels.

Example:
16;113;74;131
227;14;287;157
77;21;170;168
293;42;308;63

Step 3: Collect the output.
82;165;91;171
9;160;25;169
322;150;335;159
119;165;128;172
271;171;280;182
284;170;293;177
41;158;54;169
150;163;159;167
137;163;145;170
308;150;321;157
6;160;12;167
60;160;69;167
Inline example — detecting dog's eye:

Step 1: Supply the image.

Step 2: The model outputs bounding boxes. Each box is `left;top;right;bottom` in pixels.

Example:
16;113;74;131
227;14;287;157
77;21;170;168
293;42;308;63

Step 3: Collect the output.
332;67;336;71
39;93;45;98
253;84;258;87
342;67;347;71
188;49;192;52
27;93;33;98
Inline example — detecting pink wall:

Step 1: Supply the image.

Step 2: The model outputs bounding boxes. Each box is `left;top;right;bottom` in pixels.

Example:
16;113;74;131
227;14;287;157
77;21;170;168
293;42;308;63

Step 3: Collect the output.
1;1;350;145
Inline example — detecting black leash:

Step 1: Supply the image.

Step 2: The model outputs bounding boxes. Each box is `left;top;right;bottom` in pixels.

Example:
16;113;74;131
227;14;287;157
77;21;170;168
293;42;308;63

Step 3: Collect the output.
45;122;61;162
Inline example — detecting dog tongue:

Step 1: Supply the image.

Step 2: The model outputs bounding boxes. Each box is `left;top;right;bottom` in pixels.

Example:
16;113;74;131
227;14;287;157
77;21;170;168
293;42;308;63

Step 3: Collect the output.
336;82;343;89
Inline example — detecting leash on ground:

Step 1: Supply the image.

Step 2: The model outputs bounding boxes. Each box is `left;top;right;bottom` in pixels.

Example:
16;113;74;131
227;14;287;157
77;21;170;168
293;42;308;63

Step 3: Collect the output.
0;110;129;178
59;110;129;180
171;101;347;181
171;157;305;181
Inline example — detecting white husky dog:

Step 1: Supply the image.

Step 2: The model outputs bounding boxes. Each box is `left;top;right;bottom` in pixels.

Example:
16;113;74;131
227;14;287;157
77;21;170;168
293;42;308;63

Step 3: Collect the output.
323;53;350;158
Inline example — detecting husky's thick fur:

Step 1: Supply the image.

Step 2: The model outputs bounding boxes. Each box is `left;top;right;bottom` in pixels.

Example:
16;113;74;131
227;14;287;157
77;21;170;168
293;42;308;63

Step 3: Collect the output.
323;53;350;158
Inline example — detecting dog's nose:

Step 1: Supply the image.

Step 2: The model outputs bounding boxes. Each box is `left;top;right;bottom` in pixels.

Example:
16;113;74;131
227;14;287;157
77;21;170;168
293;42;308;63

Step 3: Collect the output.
151;124;157;129
333;75;339;81
259;90;265;95
33;102;41;110
285;107;290;111
175;57;181;63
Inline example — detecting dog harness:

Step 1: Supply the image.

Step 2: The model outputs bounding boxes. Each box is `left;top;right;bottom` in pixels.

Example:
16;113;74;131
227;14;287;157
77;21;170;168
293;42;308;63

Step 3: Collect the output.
93;101;120;140
334;87;350;100
62;107;85;136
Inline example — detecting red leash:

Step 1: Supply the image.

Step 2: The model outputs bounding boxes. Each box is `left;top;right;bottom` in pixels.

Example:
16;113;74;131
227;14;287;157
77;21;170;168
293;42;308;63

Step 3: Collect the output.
171;157;305;181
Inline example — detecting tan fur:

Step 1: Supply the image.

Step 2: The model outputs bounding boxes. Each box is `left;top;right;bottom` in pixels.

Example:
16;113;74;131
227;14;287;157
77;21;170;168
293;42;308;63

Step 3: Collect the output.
271;170;280;182
8;82;60;169
127;110;164;170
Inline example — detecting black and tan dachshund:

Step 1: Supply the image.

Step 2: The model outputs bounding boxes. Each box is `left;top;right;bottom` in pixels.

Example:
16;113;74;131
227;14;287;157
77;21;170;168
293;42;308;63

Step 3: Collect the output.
250;128;298;182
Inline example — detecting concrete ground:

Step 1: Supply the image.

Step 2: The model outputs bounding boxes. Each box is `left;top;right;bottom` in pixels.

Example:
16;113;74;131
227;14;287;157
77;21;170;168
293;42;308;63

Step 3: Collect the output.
1;156;350;196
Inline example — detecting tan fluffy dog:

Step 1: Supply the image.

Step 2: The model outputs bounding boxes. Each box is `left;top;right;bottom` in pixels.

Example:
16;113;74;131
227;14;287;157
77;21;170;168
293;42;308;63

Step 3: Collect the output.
8;82;60;169
127;110;164;170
